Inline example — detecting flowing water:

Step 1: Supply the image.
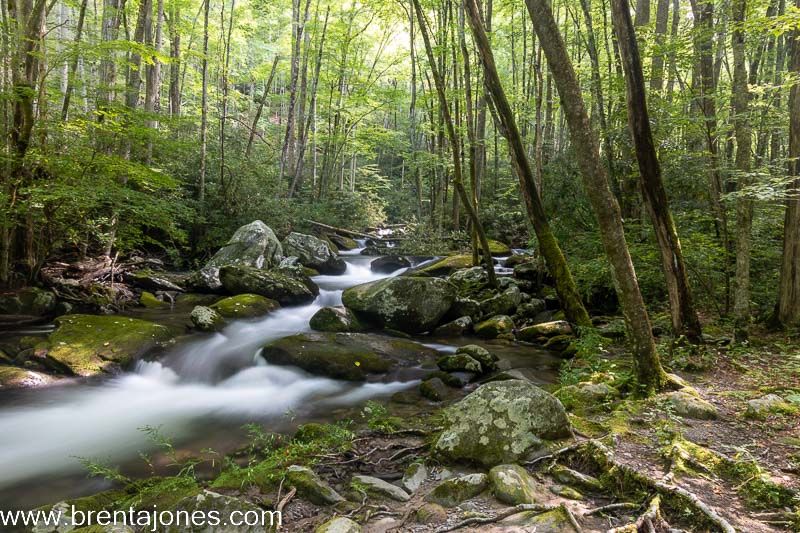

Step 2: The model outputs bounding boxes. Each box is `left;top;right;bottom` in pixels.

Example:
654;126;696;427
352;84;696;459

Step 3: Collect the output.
0;246;559;509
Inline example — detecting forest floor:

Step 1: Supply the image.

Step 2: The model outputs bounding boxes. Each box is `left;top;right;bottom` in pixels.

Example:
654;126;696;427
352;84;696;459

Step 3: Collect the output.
263;331;800;532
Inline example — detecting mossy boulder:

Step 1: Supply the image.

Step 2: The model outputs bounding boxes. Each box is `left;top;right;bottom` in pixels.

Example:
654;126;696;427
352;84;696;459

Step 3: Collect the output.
45;315;172;376
166;490;268;533
262;332;437;381
424;473;488;508
118;476;200;511
444;297;482;322
474;315;514;338
486;239;511;256
0;366;53;389
310;306;364;332
518;320;573;342
195;220;284;291
456;344;497;371
479;286;522;317
437;353;482;374
410;255;473;276
433;316;473;337
555;382;619;411
489;464;543;505
0;287;57;316
402;462;428;493
433;380;571;466
129;269;184;292
370;255;411;273
420;377;453;402
219;265;316;305
210;293;279;319
315;517;361;533
283;232;346;274
501;505;579;532
190;305;225;332
413;503;447;524
140;291;170;309
744;394;797;419
328;234;359;251
664;391;719;420
351;474;410;502
286;465;345;505
342;276;456;334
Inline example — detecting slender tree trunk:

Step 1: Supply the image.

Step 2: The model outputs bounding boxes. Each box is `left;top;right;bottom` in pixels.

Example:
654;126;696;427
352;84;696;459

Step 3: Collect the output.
650;0;669;92
167;3;181;117
634;0;651;26
526;0;667;394
60;0;89;121
246;56;280;159
198;0;210;205
465;0;590;327
776;0;800;327
145;0;164;162
612;0;703;343
411;0;497;288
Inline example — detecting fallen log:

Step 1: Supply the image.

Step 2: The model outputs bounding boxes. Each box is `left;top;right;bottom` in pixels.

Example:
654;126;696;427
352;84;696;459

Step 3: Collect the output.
306;220;405;241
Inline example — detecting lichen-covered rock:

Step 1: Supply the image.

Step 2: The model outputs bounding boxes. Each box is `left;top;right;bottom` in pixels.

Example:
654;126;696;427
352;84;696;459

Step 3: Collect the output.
474;315;514;339
444;297;482;323
45;315;172;376
342;277;456;334
550;484;584;500
351;474;410;502
479;286;522;317
262;332;436;381
0;366;53;389
447;267;490;296
286;465;345;505
420;377;450;401
166;491;270;533
433;380;571;466
437;354;482;374
139;291;170;309
555;382;619;411
433;316;473;337
413;503;447;525
744;394;795;420
129;269;184;292
518;320;573;341
513;261;546;282
210;293;279;319
488;464;542;505
219;265;316;305
486;239;511;256
455;345;497;372
315;517;361;533
402;462;428;493
410;255;473;276
515;299;547;320
328;234;359;251
424;473;488;508
501;506;578;532
190;305;225;332
664;391;719;420
309;306;364;332
195;220;283;291
283;232;346;274
370;256;411;273
0;287;57;316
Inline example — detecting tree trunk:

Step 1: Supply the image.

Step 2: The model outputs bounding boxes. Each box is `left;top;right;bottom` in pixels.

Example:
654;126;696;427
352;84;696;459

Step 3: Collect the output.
634;0;650;26
411;0;497;288
612;0;703;344
246;56;280;159
167;2;181;117
525;0;667;394
776;0;800;327
465;0;590;327
60;0;89;121
198;0;210;205
650;0;670;92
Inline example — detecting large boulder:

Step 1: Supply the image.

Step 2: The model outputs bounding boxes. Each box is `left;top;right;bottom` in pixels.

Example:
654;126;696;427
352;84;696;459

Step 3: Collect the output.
328;234;359;251
433;380;571;466
44;315;172;376
261;332;438;381
342;277;456;334
489;464;543;505
310;306;364;332
219;265;316;305
194;221;283;291
286;465;345;505
409;255;473;277
283;232;346;275
474;315;515;338
480;286;522;317
0;287;57;316
370;256;411;273
210;294;279;319
424;473;488;508
518;320;573;341
0;366;53;389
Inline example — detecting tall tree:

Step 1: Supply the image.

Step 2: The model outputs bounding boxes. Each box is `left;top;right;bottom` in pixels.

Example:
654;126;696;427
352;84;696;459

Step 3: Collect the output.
464;0;591;327
525;0;667;393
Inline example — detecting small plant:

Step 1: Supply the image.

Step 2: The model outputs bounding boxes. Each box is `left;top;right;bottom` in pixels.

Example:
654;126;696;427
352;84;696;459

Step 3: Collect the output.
361;400;401;433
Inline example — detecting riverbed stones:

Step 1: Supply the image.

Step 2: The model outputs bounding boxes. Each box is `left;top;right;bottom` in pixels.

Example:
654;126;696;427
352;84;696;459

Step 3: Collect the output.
328;234;359;251
0;366;53;389
424;473;488;508
261;332;437;381
195;220;283;291
402;462;428;493
190;305;225;332
287;465;345;505
437;353;482;374
664;391;719;420
432;316;473;337
420;377;450;401
342;276;456;333
44;315;172;376
167;491;267;533
315;517;361;533
370;256;411;273
219;265;316;305
518;320;573;342
474;315;514;338
309;306;363;333
283;232;346;275
433;380;571;466
0;287;57;316
140;291;170;309
488;464;542;505
210;293;279;319
351;474;410;502
455;344;497;371
479;286;522;317
410;255;472;276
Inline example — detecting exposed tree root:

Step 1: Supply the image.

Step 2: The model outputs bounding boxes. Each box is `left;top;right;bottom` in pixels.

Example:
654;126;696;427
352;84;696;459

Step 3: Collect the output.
433;503;558;532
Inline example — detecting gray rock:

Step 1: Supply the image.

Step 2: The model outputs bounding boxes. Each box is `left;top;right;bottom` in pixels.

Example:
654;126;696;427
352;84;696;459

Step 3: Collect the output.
664;391;719;420
420;377;450;401
402;462;428;493
0;366;53;389
745;394;793;420
555;381;619;411
286;465;345;505
190;305;225;332
480;286;522;317
474;315;515;338
502;506;579;531
455;344;497;372
515;299;547;320
433;316;473;337
315;517;362;533
437;354;482;374
283;232;346;274
433;380;571;466
167;491;272;533
371;256;411;273
351;474;410;502
219;265;316;305
550;465;603;491
413;502;447;524
310;306;364;333
518;320;573;341
0;287;57;316
424;473;488;508
489;464;543;505
342;277;456;334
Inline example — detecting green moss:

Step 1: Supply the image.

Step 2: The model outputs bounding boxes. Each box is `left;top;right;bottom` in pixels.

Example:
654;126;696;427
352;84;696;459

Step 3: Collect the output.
117;476;200;511
47;315;173;376
415;255;474;276
211;294;280;319
139;291;169;309
485;240;511;256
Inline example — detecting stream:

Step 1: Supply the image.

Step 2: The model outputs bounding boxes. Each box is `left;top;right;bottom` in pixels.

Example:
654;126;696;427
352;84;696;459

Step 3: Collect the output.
0;248;559;510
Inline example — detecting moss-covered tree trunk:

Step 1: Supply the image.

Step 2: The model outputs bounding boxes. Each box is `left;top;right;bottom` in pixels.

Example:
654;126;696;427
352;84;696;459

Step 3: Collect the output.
525;0;667;394
464;0;590;327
